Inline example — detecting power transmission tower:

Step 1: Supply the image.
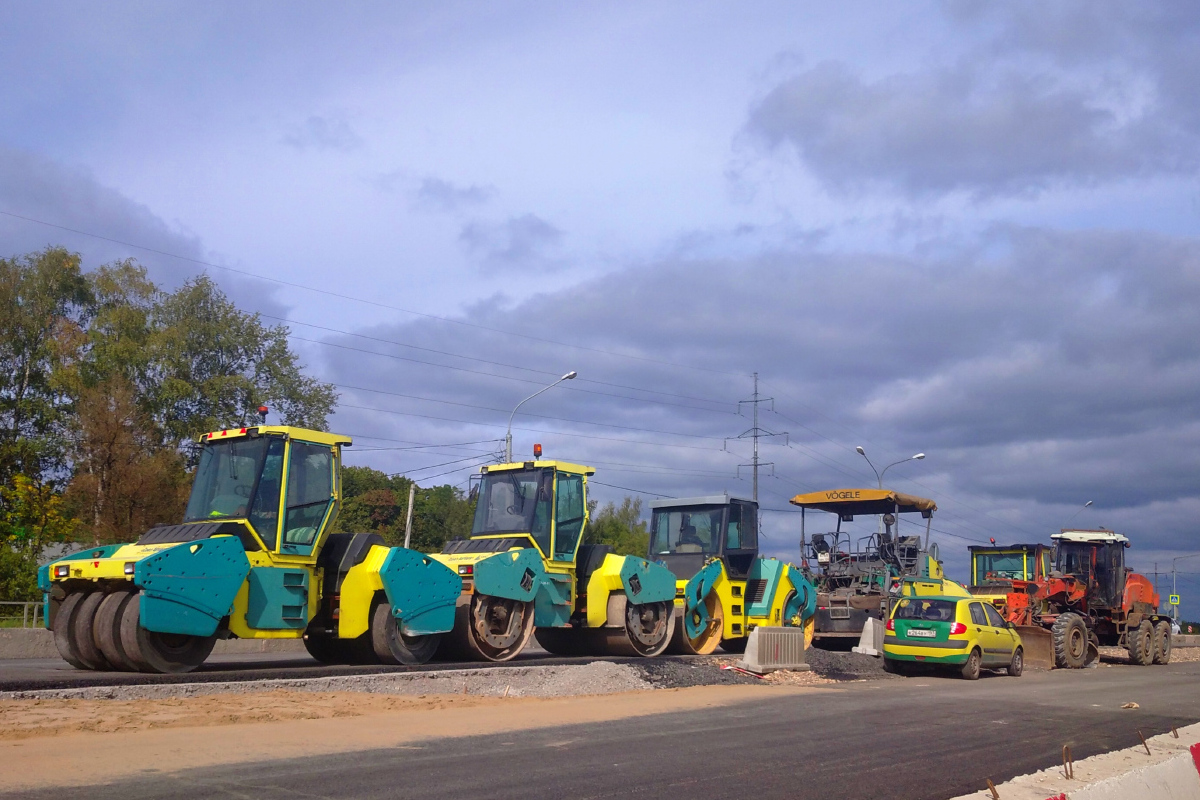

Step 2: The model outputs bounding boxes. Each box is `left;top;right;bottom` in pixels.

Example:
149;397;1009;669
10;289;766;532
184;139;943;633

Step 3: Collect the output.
726;373;787;501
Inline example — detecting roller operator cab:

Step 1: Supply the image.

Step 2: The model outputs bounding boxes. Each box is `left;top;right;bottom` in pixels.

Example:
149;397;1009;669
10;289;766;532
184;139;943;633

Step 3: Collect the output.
648;494;816;655
790;488;941;645
430;459;678;662
40;425;461;674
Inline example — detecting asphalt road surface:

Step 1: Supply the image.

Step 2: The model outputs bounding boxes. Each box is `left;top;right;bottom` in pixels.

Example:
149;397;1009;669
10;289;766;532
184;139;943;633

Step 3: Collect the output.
6;661;1199;800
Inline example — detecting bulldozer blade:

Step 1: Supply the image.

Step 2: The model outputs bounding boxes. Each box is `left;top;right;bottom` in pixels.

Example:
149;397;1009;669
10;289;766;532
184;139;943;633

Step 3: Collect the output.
1017;625;1055;669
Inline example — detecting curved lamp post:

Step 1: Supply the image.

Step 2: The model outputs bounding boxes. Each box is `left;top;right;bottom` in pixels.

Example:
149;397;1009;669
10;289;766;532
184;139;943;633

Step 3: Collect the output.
855;446;925;490
505;371;577;462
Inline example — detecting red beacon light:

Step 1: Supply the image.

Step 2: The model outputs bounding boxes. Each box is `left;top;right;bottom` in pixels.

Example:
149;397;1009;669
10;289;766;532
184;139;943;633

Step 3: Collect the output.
533;443;542;458
257;405;269;423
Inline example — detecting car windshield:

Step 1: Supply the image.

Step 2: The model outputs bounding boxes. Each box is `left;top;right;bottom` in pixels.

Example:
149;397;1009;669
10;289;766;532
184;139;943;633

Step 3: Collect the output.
471;468;553;542
894;598;957;622
975;552;1027;583
184;437;272;521
649;507;724;555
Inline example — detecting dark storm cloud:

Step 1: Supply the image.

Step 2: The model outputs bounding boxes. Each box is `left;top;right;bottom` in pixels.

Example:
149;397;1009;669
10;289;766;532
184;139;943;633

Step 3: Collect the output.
281;115;364;152
458;214;564;269
413;178;495;213
0;146;288;317
319;225;1200;520
746;3;1200;197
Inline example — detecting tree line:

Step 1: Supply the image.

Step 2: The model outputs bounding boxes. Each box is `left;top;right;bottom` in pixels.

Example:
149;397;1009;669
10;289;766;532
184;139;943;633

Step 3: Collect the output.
0;247;650;601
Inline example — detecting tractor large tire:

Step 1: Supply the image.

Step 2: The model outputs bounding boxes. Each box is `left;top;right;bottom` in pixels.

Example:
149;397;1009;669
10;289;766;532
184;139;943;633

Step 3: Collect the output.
117;593;216;674
52;592;90;670
94;591;138;672
1152;621;1172;665
1051;613;1089;669
1127;620;1154;666
371;602;442;665
71;591;113;671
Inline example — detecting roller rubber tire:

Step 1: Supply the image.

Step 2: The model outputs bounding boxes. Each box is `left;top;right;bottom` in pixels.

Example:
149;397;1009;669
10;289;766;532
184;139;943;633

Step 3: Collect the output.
1051;613;1089;669
52;592;90;670
1008;646;1024;677
371;602;442;665
94;591;138;672
961;647;982;680
118;593;216;674
1127;620;1154;666
71;591;113;671
1152;621;1172;665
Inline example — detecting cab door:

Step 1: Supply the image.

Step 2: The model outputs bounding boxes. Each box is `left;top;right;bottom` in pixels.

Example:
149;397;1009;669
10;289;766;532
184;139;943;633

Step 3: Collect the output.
983;602;1017;661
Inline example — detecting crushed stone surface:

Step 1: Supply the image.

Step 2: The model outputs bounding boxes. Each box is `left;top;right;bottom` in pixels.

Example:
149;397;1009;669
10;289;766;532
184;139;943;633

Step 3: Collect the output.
802;646;900;681
0;661;654;702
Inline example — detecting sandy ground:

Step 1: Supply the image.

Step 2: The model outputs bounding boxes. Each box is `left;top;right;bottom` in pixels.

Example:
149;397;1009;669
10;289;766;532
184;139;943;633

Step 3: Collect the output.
1098;644;1200;664
0;683;821;791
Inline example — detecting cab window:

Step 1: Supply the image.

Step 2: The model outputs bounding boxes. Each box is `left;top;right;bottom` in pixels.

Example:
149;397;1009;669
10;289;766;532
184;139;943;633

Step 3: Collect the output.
248;439;285;548
282;441;333;555
727;502;757;551
983;604;1007;628
969;602;988;626
552;474;584;561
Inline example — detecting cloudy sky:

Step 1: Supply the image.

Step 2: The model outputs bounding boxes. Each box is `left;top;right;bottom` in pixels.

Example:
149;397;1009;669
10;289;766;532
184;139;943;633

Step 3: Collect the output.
4;1;1200;617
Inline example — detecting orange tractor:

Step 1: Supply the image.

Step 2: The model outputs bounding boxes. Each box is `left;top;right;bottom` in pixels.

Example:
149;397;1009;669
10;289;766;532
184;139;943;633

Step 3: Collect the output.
1002;529;1171;669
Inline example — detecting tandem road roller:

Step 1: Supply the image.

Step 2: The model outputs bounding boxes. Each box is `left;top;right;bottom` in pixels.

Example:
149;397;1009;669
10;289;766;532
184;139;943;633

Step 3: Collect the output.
432;453;678;661
40;424;462;673
648;494;816;655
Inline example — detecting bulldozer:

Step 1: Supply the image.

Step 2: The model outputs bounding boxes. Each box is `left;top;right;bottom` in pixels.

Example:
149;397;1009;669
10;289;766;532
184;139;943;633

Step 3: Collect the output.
790;488;940;646
430;452;678;661
39;424;462;673
646;493;815;654
1001;529;1172;669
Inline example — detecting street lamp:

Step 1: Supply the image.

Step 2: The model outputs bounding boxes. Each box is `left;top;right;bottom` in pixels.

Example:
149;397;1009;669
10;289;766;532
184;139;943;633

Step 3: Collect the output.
505;371;577;462
1172;552;1200;622
1064;500;1093;527
855;446;926;490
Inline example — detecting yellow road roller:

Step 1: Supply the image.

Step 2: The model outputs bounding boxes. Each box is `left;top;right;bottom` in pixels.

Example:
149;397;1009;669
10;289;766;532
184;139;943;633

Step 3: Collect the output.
431;456;678;661
40;425;461;673
648;494;816;655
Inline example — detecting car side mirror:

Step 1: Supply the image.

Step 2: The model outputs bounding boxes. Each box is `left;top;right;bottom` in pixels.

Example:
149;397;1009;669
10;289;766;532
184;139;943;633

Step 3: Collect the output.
1007;621;1015;629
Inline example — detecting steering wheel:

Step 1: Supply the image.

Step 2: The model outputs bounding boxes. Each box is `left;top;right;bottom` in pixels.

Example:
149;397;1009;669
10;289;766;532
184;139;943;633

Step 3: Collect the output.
235;484;253;498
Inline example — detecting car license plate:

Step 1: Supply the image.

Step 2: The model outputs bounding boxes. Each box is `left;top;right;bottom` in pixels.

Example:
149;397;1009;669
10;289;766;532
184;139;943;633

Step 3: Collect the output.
907;628;936;638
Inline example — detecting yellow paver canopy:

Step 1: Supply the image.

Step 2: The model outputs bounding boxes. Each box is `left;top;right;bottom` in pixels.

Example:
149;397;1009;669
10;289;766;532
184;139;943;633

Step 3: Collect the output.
789;488;937;517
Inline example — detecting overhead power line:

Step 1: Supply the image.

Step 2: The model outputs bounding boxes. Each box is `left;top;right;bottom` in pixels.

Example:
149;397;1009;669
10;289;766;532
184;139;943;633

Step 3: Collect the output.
0;208;740;376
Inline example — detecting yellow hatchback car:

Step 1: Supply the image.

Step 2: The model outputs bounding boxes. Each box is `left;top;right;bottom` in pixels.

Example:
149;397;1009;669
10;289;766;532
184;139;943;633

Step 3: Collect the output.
883;595;1024;680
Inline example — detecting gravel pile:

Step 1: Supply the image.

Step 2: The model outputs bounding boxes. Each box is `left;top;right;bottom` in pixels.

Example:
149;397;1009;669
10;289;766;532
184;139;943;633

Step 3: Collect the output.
803;647;898;681
636;660;762;688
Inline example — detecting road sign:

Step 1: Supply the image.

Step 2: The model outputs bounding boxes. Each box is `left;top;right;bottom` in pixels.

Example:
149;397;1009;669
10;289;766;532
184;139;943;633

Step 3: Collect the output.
1169;594;1180;606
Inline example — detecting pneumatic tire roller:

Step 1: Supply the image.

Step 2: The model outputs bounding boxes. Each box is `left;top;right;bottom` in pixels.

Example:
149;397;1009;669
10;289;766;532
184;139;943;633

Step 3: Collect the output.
40;425;461;674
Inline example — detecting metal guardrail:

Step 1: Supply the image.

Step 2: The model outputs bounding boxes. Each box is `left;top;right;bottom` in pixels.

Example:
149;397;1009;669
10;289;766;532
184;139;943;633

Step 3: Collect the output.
0;601;45;628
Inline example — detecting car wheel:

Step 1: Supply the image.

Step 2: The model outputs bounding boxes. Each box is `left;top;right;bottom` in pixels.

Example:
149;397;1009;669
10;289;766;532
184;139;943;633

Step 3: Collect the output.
961;648;981;680
1008;646;1023;677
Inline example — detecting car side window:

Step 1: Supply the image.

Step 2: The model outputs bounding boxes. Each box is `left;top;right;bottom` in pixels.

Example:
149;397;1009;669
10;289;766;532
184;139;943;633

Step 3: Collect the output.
983;604;1007;628
969;602;988;626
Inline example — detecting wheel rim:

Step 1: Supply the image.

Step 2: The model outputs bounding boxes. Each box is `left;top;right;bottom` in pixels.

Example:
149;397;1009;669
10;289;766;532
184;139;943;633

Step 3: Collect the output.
624;601;671;656
473;596;526;650
1067;627;1085;660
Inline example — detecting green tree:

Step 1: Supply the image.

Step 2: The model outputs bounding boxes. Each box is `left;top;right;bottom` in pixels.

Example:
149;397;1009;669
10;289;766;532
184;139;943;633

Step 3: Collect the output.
150;276;337;447
585;496;649;557
333;466;475;553
0;247;92;485
0;475;77;600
